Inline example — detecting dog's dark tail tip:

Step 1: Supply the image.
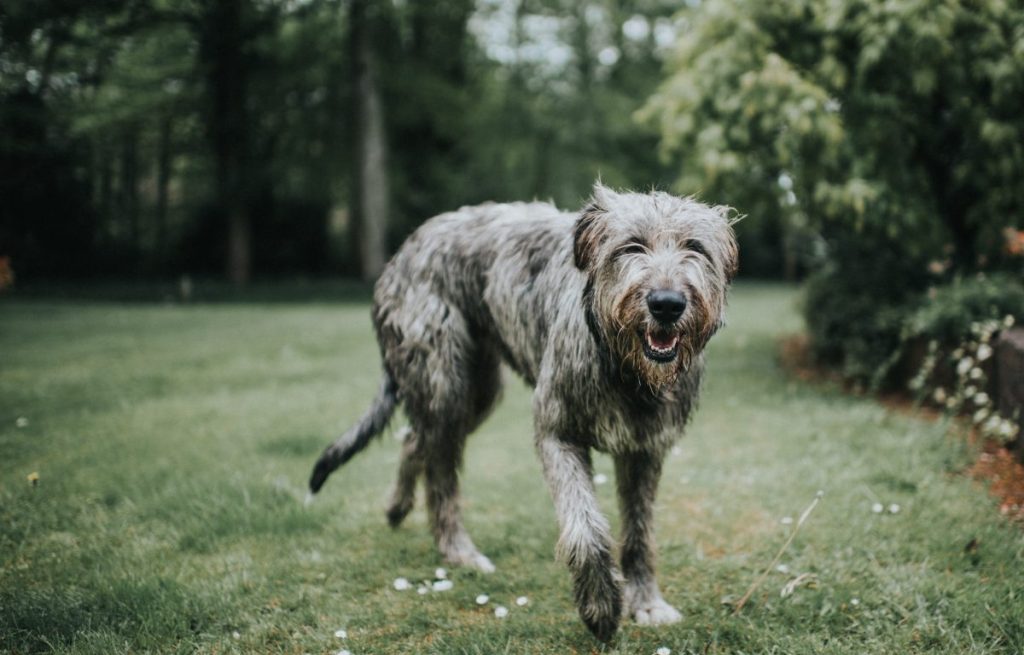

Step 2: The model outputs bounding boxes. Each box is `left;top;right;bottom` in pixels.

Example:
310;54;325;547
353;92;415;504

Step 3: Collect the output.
307;372;398;494
309;457;331;494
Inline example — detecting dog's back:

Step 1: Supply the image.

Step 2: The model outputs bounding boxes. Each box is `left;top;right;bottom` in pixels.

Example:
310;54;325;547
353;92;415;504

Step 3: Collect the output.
373;200;582;387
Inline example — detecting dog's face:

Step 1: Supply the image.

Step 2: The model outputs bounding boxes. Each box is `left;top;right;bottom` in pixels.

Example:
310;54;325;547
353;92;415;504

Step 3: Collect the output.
574;184;738;389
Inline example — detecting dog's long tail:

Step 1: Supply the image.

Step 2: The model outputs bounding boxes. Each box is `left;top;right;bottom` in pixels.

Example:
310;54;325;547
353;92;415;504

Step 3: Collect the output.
309;372;398;494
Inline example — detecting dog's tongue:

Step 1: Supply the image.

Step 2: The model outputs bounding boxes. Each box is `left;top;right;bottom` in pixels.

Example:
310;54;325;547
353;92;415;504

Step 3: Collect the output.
647;330;678;350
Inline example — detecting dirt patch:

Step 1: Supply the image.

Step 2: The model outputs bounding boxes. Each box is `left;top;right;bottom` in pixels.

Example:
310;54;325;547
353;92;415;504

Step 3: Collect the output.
778;334;1024;525
969;443;1024;522
778;334;836;385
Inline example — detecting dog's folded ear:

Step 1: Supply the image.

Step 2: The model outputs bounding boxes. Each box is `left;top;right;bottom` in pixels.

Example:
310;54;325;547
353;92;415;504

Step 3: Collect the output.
574;183;617;270
723;227;739;282
712;205;740;282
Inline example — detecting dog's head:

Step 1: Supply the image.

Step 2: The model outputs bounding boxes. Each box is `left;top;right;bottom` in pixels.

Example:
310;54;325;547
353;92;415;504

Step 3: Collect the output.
574;182;738;389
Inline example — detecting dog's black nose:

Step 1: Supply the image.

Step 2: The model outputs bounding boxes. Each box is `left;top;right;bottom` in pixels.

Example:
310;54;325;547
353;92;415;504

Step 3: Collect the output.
646;289;686;324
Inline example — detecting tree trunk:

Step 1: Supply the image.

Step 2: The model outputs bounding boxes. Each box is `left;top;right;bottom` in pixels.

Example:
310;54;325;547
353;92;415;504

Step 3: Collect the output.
121;127;140;253
98;139;114;224
200;0;252;285
350;0;388;281
155;114;173;259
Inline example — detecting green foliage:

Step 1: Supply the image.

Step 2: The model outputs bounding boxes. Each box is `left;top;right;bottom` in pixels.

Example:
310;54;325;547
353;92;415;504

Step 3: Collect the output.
646;0;1024;262
644;0;1024;376
802;265;908;383
1;0;682;281
804;270;1024;387
904;274;1024;345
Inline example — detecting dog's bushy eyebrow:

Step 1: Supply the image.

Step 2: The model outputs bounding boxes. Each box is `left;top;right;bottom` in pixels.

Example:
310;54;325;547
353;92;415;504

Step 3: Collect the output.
685;238;712;263
612;235;649;257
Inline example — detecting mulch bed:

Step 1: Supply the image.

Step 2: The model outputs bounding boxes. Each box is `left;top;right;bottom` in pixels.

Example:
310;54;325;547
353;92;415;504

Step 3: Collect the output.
779;334;1024;524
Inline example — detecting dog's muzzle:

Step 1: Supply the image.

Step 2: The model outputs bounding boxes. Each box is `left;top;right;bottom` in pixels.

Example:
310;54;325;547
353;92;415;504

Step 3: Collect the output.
642;289;686;363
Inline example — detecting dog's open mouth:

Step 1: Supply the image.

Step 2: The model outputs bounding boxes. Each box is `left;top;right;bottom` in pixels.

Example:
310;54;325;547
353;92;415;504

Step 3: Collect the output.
641;328;679;363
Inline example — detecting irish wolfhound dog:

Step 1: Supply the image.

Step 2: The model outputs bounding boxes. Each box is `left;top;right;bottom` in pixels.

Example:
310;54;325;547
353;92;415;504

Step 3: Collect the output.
309;183;737;641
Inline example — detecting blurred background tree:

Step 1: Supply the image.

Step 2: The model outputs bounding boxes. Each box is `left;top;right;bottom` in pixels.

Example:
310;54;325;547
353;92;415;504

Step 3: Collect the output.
643;0;1024;383
0;0;680;283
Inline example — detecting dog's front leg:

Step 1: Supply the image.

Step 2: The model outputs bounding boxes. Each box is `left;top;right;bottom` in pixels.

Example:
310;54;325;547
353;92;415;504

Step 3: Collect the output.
614;451;682;625
536;435;622;642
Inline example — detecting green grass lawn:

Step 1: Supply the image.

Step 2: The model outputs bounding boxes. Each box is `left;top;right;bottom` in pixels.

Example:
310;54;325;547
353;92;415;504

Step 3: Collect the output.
2;284;1022;654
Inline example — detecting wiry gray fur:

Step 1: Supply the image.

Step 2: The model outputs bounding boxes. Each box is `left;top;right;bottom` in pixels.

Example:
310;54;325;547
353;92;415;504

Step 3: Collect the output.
309;182;738;642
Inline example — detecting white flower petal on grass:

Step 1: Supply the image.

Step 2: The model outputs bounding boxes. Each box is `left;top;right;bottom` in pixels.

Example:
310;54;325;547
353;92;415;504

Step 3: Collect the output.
888;503;901;514
334;629;347;639
775;564;790;574
336;650;352;655
657;648;672;655
232;631;241;639
516;596;528;606
780;516;793;525
851;597;860;606
393;577;411;591
476;594;489;605
417;585;429;595
15;417;28;428
434;567;447;580
494;605;509;618
593;473;608;485
432;579;453;592
871;502;884;514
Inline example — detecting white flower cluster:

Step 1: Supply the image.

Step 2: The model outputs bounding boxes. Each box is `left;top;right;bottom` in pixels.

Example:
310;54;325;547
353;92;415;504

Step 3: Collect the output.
391;571;531;621
392;568;453;595
912;316;1020;444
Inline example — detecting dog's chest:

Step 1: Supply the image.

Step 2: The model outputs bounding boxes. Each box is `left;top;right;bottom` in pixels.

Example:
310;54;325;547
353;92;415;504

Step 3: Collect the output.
587;396;679;455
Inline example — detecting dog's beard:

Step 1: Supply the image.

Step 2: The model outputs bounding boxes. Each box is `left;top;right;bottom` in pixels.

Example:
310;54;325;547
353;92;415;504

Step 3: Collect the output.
600;286;719;392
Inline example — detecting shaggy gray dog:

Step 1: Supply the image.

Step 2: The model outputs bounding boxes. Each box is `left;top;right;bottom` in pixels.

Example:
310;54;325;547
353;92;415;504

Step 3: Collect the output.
309;183;737;641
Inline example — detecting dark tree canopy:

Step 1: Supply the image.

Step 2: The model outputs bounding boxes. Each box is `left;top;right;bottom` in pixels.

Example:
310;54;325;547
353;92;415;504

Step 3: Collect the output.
0;0;681;283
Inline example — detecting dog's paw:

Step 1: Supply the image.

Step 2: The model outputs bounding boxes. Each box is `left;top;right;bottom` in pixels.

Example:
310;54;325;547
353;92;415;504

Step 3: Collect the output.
631;598;682;626
444;549;496;573
467;552;496;573
385;500;413;528
574;564;623;642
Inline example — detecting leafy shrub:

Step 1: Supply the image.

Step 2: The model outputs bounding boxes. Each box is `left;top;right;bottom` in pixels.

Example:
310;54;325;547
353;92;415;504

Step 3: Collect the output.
804;272;1024;389
904;274;1024;345
802;266;907;385
645;0;1024;374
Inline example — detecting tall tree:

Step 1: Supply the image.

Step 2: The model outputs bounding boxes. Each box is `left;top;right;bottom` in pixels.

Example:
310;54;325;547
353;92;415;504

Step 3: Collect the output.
198;0;254;285
349;0;389;280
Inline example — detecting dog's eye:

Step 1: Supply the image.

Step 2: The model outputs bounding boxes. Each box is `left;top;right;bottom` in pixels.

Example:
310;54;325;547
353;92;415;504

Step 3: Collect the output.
614;242;647;259
685;239;710;260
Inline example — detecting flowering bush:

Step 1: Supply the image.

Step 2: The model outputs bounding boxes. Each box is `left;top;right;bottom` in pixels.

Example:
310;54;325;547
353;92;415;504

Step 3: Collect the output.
911;315;1020;444
645;0;1024;395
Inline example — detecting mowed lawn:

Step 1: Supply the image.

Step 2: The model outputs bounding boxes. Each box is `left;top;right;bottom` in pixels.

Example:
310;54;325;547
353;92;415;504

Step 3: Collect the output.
1;284;1022;655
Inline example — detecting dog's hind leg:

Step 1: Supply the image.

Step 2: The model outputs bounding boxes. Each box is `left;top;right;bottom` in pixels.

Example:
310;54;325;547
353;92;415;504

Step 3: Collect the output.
389;295;502;572
386;427;423;528
614;451;682;626
420;347;502;572
420;427;495;573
